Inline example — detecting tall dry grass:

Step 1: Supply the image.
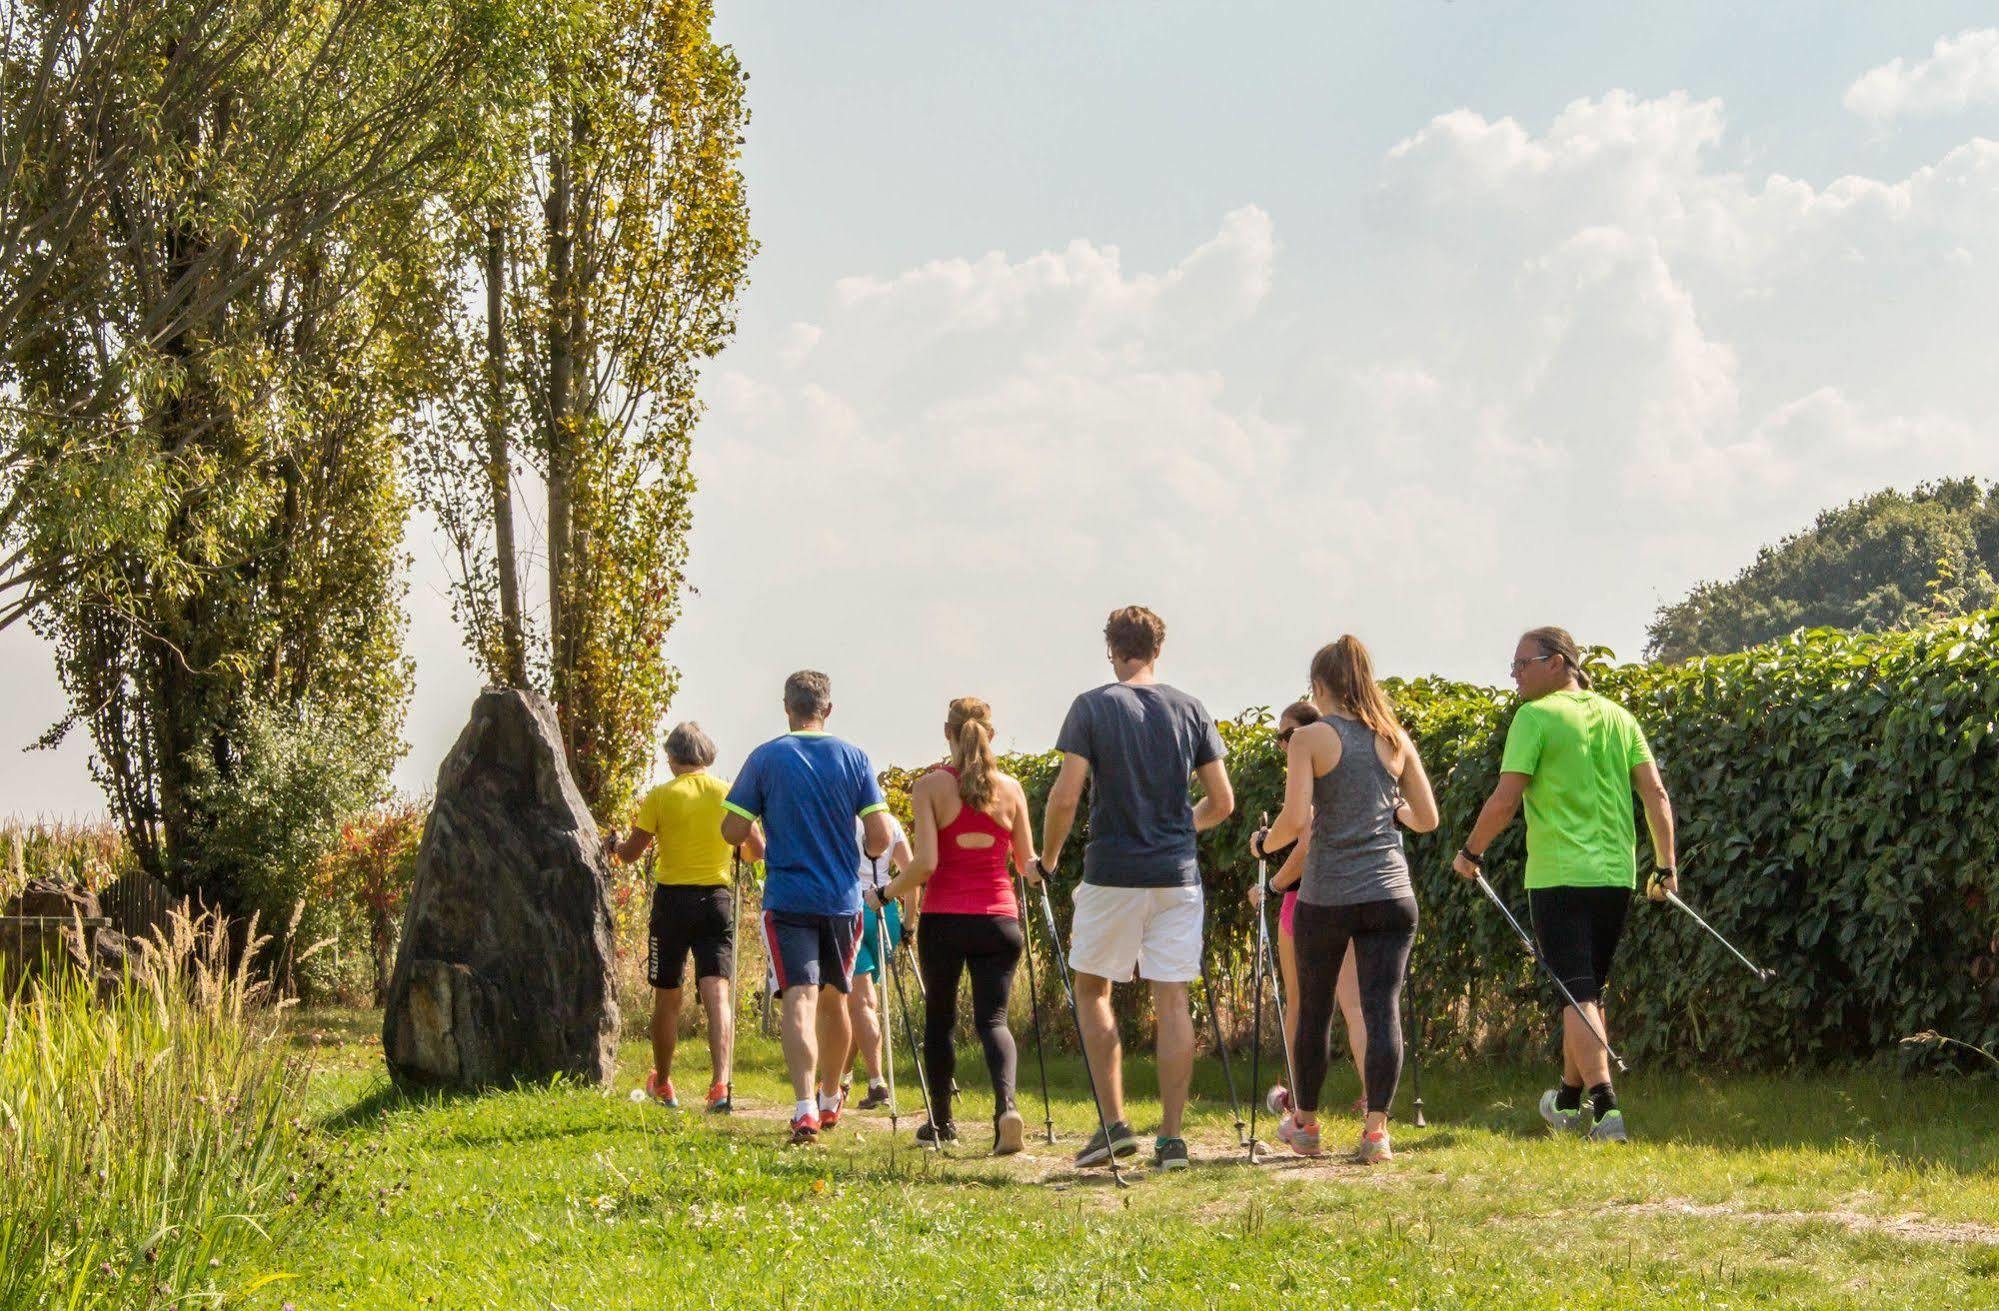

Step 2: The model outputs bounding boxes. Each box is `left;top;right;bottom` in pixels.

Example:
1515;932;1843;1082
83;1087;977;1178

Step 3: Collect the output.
0;911;323;1310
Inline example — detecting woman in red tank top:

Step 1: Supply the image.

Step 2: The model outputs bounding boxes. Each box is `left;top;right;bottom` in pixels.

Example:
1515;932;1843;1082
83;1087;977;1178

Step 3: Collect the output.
873;697;1041;1154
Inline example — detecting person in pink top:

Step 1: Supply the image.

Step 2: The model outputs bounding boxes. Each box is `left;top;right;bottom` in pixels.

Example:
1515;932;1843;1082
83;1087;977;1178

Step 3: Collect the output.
870;697;1041;1155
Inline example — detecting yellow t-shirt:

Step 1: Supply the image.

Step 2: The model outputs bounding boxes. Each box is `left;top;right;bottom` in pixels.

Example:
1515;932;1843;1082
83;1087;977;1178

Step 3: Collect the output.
633;771;736;887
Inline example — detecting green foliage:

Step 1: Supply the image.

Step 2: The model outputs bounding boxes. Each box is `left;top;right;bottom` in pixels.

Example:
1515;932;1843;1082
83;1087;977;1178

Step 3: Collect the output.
892;613;1999;1069
1648;478;1999;661
418;0;757;823
0;0;503;911
0;912;321;1310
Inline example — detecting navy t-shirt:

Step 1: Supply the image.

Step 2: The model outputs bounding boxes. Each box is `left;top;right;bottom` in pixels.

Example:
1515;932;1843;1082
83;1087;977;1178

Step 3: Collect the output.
723;732;887;916
1055;682;1226;888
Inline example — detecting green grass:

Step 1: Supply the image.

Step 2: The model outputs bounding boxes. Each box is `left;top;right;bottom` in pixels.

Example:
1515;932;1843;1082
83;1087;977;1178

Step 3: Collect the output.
257;1011;1999;1310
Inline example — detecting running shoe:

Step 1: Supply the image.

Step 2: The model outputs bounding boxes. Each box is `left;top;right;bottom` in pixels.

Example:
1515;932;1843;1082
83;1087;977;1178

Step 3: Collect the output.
789;1112;820;1146
1265;1085;1291;1117
915;1120;958;1145
705;1082;731;1115
644;1071;677;1107
1588;1109;1628;1143
817;1089;845;1132
1073;1120;1141;1168
1153;1137;1191;1171
1282;1116;1322;1156
856;1082;892;1110
994;1108;1025;1156
1354;1128;1393;1164
1538;1088;1586;1134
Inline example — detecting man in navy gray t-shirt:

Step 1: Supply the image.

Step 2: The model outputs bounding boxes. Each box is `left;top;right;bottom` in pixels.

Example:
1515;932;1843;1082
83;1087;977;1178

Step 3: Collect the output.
1037;606;1234;1172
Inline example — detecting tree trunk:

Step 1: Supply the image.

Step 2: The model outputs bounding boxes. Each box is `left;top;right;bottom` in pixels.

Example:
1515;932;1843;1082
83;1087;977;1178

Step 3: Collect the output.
484;220;526;686
544;121;574;716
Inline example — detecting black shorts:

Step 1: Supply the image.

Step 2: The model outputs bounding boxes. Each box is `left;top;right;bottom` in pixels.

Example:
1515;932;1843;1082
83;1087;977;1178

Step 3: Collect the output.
648;885;735;989
1528;885;1630;1006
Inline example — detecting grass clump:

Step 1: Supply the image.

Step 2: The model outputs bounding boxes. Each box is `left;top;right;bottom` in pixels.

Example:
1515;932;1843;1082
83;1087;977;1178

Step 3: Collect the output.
0;913;324;1310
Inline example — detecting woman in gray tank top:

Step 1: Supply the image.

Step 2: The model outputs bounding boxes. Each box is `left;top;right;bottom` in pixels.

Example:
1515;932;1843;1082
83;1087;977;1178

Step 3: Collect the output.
1253;635;1439;1163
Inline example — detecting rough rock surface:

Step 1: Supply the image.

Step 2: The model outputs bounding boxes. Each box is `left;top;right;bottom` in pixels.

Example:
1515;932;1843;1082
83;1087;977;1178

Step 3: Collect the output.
382;689;620;1088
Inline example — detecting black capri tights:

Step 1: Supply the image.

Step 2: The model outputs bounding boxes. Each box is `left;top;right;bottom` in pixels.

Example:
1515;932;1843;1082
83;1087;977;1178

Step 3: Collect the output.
1292;896;1417;1116
915;912;1023;1122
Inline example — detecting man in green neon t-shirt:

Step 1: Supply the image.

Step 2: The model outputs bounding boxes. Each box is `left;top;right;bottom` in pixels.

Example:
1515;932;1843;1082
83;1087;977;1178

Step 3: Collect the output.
1452;626;1677;1142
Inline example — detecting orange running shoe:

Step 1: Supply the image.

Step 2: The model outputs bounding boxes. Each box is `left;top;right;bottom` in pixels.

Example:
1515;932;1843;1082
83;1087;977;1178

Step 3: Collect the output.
644;1071;677;1107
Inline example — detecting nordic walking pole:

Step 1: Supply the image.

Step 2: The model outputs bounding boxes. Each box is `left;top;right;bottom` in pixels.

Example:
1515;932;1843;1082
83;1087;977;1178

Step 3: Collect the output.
1472;872;1627;1073
875;903;899;1136
1016;869;1057;1144
1247;859;1268;1163
1649;873;1773;981
881;906;941;1152
1256;844;1300;1127
1200;926;1248;1146
725;853;742;1112
1032;869;1129;1187
1403;951;1426;1128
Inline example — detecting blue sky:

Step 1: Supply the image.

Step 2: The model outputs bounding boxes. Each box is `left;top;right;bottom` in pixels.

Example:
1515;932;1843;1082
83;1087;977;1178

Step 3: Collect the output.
4;3;1998;814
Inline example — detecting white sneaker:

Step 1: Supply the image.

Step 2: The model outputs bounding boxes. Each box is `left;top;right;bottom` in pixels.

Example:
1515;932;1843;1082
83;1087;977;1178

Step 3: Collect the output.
1539;1088;1586;1134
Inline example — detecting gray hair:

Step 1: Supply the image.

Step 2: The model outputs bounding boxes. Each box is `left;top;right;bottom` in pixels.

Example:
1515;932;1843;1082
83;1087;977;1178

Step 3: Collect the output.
783;669;832;720
664;721;717;768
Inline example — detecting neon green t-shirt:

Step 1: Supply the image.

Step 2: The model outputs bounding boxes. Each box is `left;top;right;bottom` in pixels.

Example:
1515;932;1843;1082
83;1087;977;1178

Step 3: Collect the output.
1499;690;1654;891
632;771;736;888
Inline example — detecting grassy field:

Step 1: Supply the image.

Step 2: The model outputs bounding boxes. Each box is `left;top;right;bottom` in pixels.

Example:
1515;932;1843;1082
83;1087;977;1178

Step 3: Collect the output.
257;1010;1999;1311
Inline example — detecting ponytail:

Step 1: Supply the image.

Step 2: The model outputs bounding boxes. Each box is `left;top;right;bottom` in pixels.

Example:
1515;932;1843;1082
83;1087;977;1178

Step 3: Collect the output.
1307;635;1401;749
1522;626;1591;689
946;697;999;813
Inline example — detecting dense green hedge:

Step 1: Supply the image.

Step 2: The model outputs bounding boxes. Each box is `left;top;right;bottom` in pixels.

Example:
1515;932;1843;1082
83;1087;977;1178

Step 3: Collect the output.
887;611;1999;1072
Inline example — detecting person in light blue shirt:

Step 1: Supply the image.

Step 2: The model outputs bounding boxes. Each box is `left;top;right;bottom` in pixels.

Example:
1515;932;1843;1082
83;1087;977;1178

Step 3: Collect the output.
722;670;894;1145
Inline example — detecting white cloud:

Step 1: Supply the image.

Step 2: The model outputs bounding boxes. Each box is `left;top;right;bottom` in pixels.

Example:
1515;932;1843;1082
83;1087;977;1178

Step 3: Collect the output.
1845;28;1999;121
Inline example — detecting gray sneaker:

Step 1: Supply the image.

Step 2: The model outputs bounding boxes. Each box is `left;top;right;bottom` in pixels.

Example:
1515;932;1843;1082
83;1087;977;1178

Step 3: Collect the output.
1539;1088;1586;1134
1587;1108;1628;1143
1152;1136;1191;1171
1073;1120;1141;1167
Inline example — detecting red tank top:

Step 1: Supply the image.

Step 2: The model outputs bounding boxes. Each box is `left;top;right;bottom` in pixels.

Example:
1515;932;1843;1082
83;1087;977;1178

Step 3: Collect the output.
922;766;1018;918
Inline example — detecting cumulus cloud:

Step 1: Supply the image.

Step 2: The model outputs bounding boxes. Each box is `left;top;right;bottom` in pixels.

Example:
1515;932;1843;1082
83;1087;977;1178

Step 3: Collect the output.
1845;28;1999;121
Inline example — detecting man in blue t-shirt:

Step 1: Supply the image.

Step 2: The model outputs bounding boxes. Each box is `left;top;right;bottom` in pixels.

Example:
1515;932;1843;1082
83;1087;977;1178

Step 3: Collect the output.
722;670;893;1146
1038;606;1234;1173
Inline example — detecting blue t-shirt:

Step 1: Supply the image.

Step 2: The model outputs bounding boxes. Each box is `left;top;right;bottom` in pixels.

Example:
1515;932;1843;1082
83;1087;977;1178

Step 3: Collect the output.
722;732;888;916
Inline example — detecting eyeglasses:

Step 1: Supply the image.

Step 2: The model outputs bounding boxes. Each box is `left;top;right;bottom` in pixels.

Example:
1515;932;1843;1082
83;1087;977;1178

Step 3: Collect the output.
1509;653;1557;674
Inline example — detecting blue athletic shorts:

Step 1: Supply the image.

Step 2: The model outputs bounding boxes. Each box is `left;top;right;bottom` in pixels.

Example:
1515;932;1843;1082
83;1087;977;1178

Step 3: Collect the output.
762;909;863;994
852;901;904;980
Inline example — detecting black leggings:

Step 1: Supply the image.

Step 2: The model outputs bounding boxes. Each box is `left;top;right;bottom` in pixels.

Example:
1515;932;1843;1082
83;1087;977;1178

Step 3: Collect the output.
915;912;1023;1122
1292;896;1417;1115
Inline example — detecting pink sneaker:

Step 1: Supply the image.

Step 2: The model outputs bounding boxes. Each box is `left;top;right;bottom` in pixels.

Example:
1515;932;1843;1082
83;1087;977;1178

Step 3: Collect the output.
1281;1114;1322;1156
644;1071;677;1107
1355;1128;1393;1164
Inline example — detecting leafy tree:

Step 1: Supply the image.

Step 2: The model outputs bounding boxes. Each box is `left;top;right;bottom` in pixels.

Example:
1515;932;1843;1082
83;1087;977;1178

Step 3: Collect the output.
417;0;755;821
4;0;505;919
1647;479;1999;662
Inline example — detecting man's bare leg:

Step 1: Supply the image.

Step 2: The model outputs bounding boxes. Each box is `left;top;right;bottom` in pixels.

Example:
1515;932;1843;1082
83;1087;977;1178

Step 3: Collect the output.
1074;972;1124;1125
816;983;852;1101
846;974;884;1083
1152;980;1193;1138
697;975;733;1090
651;986;682;1084
779;984;820;1102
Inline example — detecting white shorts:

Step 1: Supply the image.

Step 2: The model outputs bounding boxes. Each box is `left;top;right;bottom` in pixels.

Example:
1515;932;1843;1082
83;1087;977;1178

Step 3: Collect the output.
1067;883;1204;984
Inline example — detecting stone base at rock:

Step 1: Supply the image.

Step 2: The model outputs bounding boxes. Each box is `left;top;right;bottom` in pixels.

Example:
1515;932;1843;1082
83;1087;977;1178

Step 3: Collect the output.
382;689;620;1089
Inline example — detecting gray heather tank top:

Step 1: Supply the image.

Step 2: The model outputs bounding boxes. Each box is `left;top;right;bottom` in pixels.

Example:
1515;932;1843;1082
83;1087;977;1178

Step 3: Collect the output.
1301;714;1411;907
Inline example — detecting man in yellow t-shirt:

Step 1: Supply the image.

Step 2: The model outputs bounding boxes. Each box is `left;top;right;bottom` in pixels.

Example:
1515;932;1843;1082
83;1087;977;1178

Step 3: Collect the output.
606;722;764;1113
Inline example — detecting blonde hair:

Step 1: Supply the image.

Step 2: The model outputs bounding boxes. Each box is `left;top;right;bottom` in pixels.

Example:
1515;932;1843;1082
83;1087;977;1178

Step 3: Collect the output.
1307;635;1401;749
946;697;999;813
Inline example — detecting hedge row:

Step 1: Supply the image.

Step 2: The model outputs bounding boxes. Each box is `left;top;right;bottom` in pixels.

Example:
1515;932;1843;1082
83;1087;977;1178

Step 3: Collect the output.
885;611;1999;1071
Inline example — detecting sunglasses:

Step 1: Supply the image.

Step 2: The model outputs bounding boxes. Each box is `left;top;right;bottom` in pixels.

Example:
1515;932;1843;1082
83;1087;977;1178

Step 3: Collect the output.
1509;653;1558;674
